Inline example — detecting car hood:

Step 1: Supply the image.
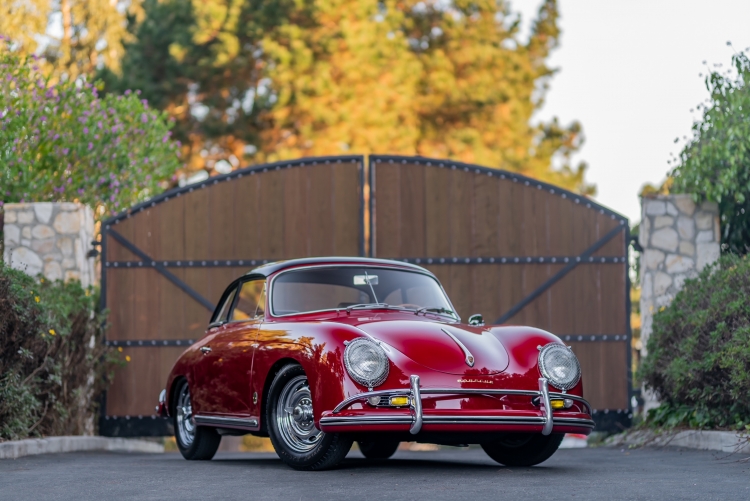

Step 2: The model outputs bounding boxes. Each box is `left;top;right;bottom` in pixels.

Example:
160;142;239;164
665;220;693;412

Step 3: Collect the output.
355;320;510;375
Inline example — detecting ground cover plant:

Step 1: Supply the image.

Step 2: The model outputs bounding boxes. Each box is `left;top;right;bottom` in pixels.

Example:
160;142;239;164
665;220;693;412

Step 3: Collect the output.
639;254;750;430
0;263;118;441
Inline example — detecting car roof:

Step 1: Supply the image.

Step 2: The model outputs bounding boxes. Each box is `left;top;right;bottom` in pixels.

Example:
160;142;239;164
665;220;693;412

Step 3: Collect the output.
244;256;432;278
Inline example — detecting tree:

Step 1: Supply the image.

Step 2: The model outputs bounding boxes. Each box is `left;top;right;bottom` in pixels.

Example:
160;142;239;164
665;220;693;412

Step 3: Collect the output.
107;0;593;194
0;42;179;215
100;0;277;173
671;52;750;254
0;0;137;82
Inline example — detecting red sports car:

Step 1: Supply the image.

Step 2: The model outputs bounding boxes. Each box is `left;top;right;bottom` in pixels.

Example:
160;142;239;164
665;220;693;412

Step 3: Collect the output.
157;257;593;470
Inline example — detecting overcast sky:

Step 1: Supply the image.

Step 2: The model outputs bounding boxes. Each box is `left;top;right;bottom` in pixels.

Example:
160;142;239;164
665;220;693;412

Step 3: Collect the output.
513;0;750;223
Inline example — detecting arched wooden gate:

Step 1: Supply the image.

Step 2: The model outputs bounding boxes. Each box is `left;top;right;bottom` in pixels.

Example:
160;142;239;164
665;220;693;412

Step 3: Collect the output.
100;155;630;436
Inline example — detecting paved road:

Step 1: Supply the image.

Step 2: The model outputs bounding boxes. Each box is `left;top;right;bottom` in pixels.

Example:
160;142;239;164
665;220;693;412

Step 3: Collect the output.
1;446;748;500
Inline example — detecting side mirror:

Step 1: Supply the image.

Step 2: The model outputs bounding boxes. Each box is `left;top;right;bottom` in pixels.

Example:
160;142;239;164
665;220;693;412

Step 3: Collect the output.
468;314;484;327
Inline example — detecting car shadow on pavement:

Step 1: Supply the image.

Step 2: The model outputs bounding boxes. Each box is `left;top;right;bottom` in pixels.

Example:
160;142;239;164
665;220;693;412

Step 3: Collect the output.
210;453;568;473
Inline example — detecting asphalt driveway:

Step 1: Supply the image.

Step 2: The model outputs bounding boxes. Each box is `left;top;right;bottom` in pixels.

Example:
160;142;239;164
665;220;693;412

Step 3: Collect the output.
1;445;748;500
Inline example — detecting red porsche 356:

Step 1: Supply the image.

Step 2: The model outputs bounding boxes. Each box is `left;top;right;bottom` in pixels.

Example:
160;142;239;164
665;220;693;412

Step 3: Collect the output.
157;257;593;470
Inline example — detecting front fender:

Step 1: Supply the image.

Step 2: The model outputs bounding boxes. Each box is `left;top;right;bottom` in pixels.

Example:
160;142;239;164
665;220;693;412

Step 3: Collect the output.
488;326;584;396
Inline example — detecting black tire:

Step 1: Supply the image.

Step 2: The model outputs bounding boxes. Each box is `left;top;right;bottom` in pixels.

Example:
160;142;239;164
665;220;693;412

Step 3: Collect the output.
267;364;353;471
173;379;221;460
358;440;400;460
481;433;564;467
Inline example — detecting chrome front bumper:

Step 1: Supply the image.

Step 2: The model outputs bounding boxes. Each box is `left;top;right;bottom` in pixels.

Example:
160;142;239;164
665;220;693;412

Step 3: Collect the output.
320;376;594;435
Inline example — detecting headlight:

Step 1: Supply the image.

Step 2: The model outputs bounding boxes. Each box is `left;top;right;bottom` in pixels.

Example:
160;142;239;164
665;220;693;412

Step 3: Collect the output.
538;343;581;391
344;338;389;388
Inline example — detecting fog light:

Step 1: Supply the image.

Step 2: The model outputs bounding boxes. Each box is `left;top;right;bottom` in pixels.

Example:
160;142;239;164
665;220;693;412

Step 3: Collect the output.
367;396;381;406
389;396;410;407
550;399;566;410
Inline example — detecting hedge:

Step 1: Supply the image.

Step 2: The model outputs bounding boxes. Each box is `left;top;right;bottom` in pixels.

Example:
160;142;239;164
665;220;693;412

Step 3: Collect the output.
0;263;118;441
639;254;750;430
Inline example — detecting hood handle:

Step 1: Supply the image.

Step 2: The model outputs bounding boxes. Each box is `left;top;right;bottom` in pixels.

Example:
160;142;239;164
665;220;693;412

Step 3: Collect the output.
441;328;475;367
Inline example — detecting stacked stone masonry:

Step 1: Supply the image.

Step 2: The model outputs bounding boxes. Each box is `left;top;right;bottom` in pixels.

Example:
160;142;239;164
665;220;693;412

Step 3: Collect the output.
639;194;720;411
3;203;97;287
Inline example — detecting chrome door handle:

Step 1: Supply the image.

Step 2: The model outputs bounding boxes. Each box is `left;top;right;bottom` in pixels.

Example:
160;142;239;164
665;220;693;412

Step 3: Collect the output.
200;346;212;354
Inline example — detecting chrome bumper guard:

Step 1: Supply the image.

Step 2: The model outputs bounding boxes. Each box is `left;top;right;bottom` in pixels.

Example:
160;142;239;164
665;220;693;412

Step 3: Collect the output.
323;376;594;436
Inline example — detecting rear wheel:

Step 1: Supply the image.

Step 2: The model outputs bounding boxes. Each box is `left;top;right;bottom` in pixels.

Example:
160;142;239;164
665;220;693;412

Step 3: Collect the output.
481;433;563;467
358;440;400;460
173;380;221;460
267;365;353;470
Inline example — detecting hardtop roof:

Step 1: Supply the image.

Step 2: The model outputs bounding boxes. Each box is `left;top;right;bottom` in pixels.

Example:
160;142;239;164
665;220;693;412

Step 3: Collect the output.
244;256;432;278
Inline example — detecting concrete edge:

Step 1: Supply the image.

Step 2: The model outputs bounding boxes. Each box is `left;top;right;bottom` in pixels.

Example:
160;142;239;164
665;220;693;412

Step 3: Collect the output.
0;436;164;459
606;429;750;455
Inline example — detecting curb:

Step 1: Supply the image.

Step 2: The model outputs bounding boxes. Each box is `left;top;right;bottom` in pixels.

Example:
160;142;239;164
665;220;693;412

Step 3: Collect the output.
0;436;164;459
606;429;750;455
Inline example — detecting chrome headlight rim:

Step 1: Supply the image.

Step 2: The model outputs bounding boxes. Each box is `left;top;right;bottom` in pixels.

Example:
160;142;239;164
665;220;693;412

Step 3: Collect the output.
343;338;390;389
538;343;581;391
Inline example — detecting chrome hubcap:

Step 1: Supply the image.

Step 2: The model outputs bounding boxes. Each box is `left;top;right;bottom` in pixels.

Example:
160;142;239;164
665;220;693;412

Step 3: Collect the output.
176;384;195;447
276;375;322;453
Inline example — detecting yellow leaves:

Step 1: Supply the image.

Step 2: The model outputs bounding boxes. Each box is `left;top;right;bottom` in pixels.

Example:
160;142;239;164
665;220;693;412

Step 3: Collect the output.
631;312;641;331
169;43;188;63
214;33;240;67
190;0;242;66
253;0;586;191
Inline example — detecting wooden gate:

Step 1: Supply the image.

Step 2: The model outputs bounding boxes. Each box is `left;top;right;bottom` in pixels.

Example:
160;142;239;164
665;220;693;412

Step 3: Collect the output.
100;156;365;435
369;155;631;431
100;154;630;436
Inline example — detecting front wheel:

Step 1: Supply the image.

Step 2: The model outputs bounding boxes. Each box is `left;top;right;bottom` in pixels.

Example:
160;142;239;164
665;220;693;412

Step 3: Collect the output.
173;380;221;460
481;433;564;467
267;365;353;470
358;440;400;460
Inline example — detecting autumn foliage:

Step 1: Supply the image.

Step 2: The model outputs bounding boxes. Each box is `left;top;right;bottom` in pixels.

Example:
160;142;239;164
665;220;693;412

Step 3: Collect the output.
103;0;592;194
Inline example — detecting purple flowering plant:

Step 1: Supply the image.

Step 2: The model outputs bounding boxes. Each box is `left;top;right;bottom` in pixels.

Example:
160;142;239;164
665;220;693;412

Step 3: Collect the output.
0;42;179;215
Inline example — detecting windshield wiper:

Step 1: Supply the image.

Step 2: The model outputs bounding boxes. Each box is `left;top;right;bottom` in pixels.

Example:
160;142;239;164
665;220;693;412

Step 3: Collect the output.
343;303;406;313
415;306;457;318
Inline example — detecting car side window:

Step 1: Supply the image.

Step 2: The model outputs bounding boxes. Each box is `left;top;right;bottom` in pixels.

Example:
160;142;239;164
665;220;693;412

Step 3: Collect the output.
231;279;266;321
214;287;238;324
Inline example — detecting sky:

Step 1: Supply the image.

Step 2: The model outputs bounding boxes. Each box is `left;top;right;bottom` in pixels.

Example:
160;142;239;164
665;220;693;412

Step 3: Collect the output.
513;0;750;223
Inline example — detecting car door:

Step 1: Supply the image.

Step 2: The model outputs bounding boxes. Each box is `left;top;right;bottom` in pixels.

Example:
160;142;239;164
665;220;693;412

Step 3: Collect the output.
193;279;265;417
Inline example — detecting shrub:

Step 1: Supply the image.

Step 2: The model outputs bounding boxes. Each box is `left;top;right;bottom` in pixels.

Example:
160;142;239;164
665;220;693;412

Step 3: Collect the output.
0;263;118;441
0;38;180;215
639;254;750;430
670;52;750;255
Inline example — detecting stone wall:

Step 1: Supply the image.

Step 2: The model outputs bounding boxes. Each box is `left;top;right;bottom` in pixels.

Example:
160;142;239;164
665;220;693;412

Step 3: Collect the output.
639;194;720;411
2;203;97;287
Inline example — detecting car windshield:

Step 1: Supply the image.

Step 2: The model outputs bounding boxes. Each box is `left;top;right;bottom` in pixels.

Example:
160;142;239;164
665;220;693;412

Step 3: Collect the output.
271;266;457;319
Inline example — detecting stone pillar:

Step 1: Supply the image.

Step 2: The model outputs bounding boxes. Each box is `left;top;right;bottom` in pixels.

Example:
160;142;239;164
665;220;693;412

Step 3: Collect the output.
639;194;720;412
2;203;97;287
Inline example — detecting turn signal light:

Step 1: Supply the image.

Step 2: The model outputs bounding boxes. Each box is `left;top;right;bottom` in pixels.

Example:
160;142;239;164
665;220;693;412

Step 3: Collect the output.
549;398;574;410
389;396;410;407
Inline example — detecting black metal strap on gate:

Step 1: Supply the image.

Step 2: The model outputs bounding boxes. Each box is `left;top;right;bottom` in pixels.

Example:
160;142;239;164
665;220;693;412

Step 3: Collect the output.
104;255;626;268
104;339;196;347
106;229;215;312
495;224;627;324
